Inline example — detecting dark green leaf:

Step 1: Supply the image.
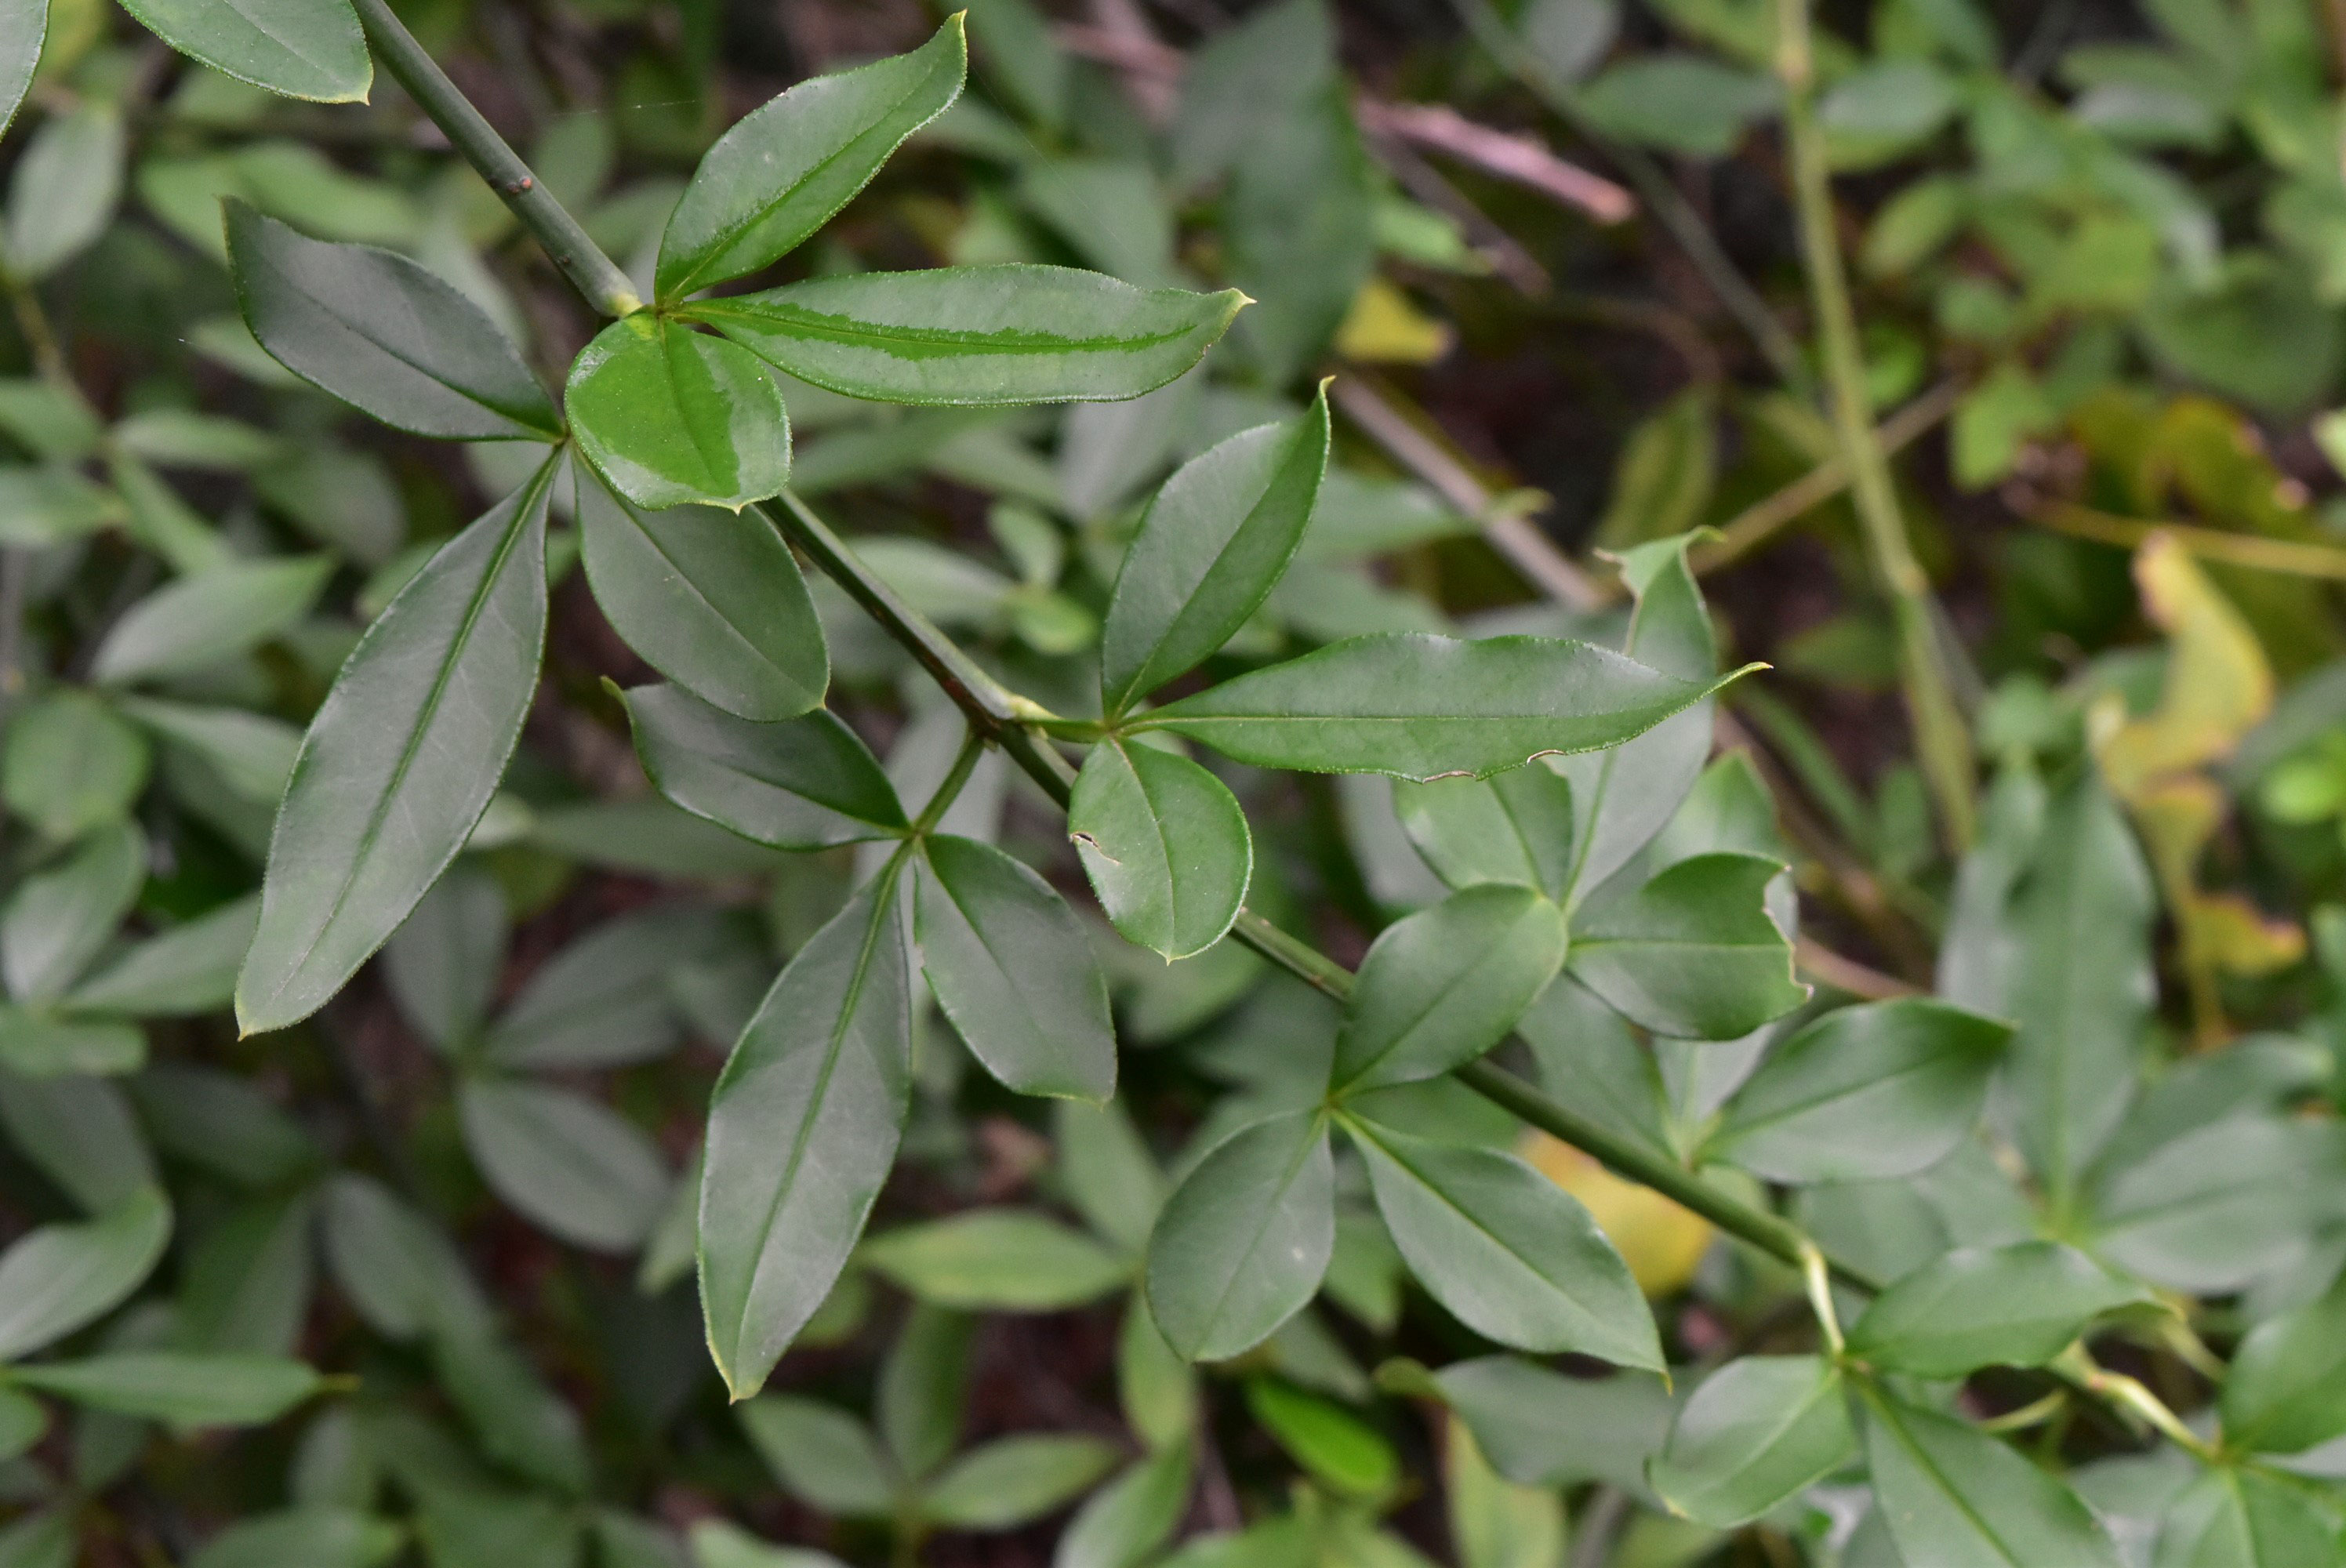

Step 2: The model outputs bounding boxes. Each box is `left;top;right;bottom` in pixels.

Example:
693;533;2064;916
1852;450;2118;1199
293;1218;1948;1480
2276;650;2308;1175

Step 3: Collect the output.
1705;998;2010;1181
458;1078;670;1254
1244;1379;1395;1498
2221;1269;2346;1454
620;683;902;847
382;866;506;1052
921;1435;1120;1530
1146;1110;1332;1361
1346;1116;1659;1367
1133;633;1744;782
13;1352;318;1426
1066;739;1251;960
1845;1242;2151;1377
700;871;912;1397
483;902;729;1069
0;1073;157;1214
119;0;368;101
877;1303;971;1480
91;556;332;685
578;471;826;720
2153;1468;2342;1568
188;1509;402;1568
861;1210;1129;1311
227;204;557;438
1428;1356;1672;1492
657;20;965;301
1566;851;1807;1040
0;1186;170;1359
1331;884;1567;1093
1648;1356;1855;1527
2;691;148;842
691;267;1245;406
1223;81;1375;384
1861;1390;2120;1567
916;834;1116;1102
1395;761;1574;901
568;316;790;510
236;464;554;1035
1099;390;1331;717
2;821;146;1004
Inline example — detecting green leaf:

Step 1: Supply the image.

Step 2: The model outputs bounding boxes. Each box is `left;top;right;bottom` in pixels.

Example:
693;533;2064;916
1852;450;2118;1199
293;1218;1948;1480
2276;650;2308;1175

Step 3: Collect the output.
2093;1117;2346;1293
318;1176;488;1341
915;835;1116;1102
1117;1298;1196;1451
1647;1356;1856;1527
877;1303;971;1480
3;105;124;281
118;0;368;101
1861;1389;2120;1568
700;871;912;1397
2153;1467;2343;1568
1224;81;1375;384
2;691;148;842
0;1074;157;1214
458;1078;670;1254
1446;1415;1565;1568
189;1509;402;1568
0;1391;36;1467
2;820;146;1004
1844;1242;2151;1377
620;683;902;848
118;697;299;804
226;204;557;438
1055;1444;1194;1568
90;555;332;685
921;1434;1121;1530
1565;852;1807;1040
1132;633;1743;782
2221;1268;2346;1454
0;1011;143;1077
1331;884;1567;1094
482;902;729;1069
568;316;791;511
1146;1109;1333;1361
1705;998;2011;1182
382;866;505;1052
690;267;1245;406
1066;739;1251;961
657;19;965;301
1394;761;1574;901
859;1210;1130;1311
1244;1379;1396;1498
1099;390;1331;717
0;1186;170;1359
1055;1098;1167;1258
12;1351;317;1426
1575;55;1779;156
1345;1116;1659;1368
690;1520;847;1568
1427;1356;1672;1491
0;0;44;147
235;464;554;1035
578;474;826;720
427;1328;591;1496
737;1396;897;1516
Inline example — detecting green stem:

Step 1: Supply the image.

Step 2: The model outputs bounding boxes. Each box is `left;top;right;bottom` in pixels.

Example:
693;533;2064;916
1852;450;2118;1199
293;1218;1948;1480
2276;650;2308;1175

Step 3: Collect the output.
348;0;641;318
911;727;987;835
1773;0;1975;852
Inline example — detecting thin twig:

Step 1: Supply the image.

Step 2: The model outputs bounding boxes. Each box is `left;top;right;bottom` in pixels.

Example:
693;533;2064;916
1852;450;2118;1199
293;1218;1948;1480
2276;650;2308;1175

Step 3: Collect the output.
1366;134;1551;296
2015;493;2346;581
1796;935;1919;1000
1356;99;1633;224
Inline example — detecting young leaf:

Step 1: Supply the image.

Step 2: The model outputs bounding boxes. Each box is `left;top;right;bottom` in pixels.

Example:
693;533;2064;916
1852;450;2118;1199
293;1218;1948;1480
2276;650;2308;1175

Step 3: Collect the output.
921;1435;1122;1530
1;820;145;1004
1565;851;1807;1040
619;684;903;848
1098;390;1331;717
1861;1391;2121;1567
236;464;554;1035
2;690;149;841
91;556;333;685
119;0;369;102
2154;1467;2341;1568
2220;1268;2346;1455
11;1352;318;1426
657;19;966;301
1245;1379;1396;1498
0;1186;171;1360
567;316;790;511
859;1210;1130;1311
458;1078;670;1254
1647;1356;1856;1527
1130;633;1743;781
701;871;913;1397
1146;1110;1333;1361
1394;761;1574;901
226;204;559;439
1346;1116;1661;1368
578;474;826;720
1704;998;2011;1182
1331;884;1567;1094
915;835;1117;1102
688;266;1245;406
1843;1242;2150;1377
1066;739;1251;961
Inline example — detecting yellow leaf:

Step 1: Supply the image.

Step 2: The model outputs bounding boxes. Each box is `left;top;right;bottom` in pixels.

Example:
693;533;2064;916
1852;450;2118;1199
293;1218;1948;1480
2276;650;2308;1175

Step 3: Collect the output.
1520;1131;1711;1297
2190;895;2305;978
2094;532;2273;800
1335;278;1454;366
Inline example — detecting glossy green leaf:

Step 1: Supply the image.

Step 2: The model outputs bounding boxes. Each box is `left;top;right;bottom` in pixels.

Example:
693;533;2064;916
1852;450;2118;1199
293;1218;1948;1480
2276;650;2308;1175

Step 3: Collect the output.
2;821;146;1004
0;0;43;148
2221;1268;2346;1454
1395;760;1574;901
1845;1242;2150;1377
620;683;901;847
2153;1467;2342;1568
860;1210;1129;1311
188;1509;402;1568
2;691;148;842
1565;851;1807;1040
1346;1116;1659;1367
657;20;965;301
1705;999;2011;1182
921;1434;1121;1530
1331;884;1567;1094
1133;633;1744;782
700;871;912;1397
578;474;826;720
1055;1443;1193;1568
1245;1379;1395;1497
691;266;1244;406
916;834;1116;1102
568;315;790;510
91;556;332;685
0;1186;170;1360
1146;1110;1333;1361
226;204;557;438
236;465;554;1035
12;1352;318;1426
459;1078;670;1254
737;1396;896;1515
1861;1390;2121;1568
1067;739;1251;960
1099;390;1331;717
3;105;124;281
119;0;368;101
1648;1356;1855;1527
